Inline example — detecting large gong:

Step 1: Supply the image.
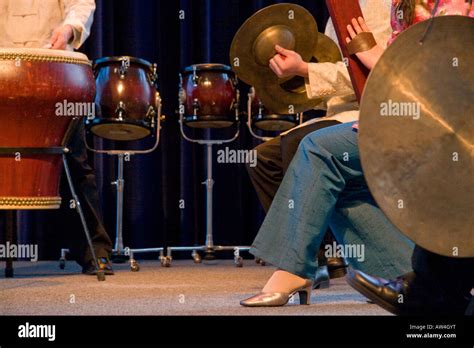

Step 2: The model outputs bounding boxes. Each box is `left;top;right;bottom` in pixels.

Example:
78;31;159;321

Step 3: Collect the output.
359;16;474;257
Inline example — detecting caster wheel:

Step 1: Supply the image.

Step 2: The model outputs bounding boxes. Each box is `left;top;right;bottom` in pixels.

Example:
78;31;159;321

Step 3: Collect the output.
235;256;243;268
256;258;266;266
59;259;66;270
130;261;140;272
193;254;202;264
161;257;172;267
97;270;106;281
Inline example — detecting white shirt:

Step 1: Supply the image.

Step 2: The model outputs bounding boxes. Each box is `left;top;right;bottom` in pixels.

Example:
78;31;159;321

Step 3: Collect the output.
289;0;392;131
0;0;95;50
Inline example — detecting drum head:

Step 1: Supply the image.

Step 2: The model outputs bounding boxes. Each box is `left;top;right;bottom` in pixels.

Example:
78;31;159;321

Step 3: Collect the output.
94;56;153;69
183;115;235;129
90;123;151;141
0;47;91;65
183;64;232;73
253;114;298;131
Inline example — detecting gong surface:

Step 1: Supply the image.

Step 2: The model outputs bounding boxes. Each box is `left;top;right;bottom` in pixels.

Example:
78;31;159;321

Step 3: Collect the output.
359;16;474;257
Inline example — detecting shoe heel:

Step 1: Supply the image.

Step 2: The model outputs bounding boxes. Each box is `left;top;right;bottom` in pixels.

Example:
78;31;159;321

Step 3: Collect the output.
314;278;330;289
298;287;312;305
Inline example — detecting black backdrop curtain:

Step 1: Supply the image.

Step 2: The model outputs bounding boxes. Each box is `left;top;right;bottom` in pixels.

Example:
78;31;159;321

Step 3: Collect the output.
17;0;330;260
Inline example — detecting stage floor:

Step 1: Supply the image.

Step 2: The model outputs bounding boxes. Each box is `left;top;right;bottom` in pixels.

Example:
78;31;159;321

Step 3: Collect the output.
0;260;390;316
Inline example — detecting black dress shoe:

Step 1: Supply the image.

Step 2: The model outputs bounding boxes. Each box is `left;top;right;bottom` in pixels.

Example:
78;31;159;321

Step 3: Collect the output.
317;246;348;288
346;270;446;315
82;257;115;276
313;266;330;289
327;257;348;279
348;270;472;315
313;261;350;290
346;269;409;315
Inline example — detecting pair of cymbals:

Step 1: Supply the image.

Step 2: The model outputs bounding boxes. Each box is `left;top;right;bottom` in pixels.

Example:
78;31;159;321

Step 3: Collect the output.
230;3;341;114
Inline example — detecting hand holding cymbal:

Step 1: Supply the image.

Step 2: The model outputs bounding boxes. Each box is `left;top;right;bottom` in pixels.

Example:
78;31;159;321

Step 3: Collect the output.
269;45;309;79
230;3;342;114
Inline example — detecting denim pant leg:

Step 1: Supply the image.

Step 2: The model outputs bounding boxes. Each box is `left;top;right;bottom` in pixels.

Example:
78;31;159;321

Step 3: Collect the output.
329;199;414;280
250;122;363;279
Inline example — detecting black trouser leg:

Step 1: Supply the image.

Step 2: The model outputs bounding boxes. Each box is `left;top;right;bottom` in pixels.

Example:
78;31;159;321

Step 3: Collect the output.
66;122;112;266
411;246;474;314
4;211;15;277
466;297;474;316
246;136;283;213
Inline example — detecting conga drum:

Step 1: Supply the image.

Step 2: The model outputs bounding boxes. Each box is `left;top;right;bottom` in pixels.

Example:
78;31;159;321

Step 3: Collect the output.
0;48;95;210
250;89;300;131
179;64;239;128
88;56;160;141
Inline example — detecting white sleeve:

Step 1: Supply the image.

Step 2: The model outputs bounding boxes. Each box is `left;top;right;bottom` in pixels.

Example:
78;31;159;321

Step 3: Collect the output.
63;0;96;49
304;17;355;101
305;61;355;101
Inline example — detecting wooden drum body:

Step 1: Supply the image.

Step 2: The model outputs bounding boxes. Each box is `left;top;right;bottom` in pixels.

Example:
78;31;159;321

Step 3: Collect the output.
179;64;239;128
0;48;95;210
250;90;300;131
89;56;159;141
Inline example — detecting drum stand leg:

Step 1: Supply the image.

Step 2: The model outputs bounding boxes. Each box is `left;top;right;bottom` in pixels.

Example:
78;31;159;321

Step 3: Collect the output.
110;153;164;271
111;154;128;263
4;211;15;278
165;143;253;268
62;154;105;281
204;144;215;259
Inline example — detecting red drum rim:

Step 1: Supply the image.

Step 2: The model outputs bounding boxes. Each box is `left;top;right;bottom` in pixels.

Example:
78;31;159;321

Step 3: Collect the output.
94;56;153;69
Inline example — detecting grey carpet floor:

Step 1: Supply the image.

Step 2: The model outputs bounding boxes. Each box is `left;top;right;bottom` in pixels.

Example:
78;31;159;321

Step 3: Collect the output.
0;260;391;316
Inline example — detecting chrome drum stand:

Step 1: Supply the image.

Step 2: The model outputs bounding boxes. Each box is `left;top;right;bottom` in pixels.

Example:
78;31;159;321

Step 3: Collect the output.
161;107;253;267
84;93;165;272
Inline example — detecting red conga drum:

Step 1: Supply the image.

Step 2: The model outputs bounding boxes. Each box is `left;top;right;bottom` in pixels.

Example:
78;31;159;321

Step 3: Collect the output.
179;64;239;128
250;89;300;131
88;56;160;141
0;48;95;210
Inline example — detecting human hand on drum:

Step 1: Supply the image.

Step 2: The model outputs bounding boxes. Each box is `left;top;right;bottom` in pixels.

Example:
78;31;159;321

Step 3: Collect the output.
269;45;309;78
47;25;74;50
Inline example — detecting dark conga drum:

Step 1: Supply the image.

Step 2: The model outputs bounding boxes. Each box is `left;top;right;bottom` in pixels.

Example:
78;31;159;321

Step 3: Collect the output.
250;89;300;131
179;64;239;128
88;56;160;141
0;48;95;210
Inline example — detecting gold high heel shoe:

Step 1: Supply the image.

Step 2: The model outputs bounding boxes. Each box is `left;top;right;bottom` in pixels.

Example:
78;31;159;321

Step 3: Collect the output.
240;280;313;307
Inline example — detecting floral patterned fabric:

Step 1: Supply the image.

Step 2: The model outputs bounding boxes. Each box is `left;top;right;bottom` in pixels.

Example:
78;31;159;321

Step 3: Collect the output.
353;0;473;130
389;0;474;44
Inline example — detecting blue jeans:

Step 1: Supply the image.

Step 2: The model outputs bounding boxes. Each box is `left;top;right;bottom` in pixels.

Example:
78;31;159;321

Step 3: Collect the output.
250;122;413;280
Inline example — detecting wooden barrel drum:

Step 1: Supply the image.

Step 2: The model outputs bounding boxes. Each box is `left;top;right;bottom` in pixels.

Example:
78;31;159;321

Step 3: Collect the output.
0;48;95;210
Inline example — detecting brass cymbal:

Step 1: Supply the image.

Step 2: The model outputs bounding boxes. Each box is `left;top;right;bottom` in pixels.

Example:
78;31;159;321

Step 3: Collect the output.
359;16;474;257
255;33;342;114
230;3;318;86
313;32;343;65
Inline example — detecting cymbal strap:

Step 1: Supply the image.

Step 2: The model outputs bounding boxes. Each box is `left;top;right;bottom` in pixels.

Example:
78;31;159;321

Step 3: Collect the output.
346;32;377;56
